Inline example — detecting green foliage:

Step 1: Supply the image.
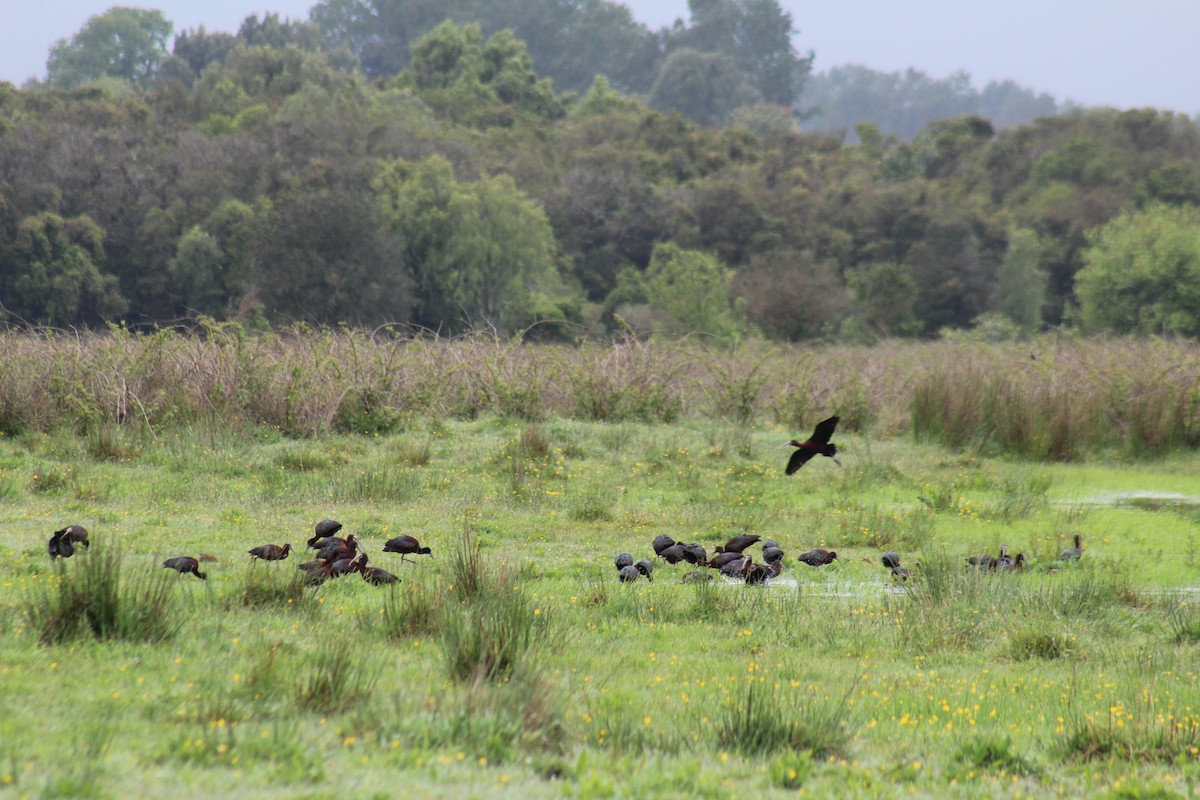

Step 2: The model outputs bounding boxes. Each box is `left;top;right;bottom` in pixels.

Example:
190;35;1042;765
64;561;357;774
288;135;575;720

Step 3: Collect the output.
375;156;563;333
438;531;547;683
806;66;1056;141
994;228;1048;334
648;48;755;127
48;7;172;89
1076;204;1200;336
399;21;564;126
644;243;746;339
3;213;126;326
847;262;921;339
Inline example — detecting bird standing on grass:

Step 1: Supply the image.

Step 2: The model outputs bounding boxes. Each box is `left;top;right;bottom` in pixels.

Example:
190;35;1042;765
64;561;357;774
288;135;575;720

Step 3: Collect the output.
618;565;642;583
786;416;841;474
1060;534;1083;561
307;519;343;550
634;559;654;582
362;564;400;585
49;525;89;559
383;535;432;564
652;535;676;557
249;543;292;562
163;556;207;580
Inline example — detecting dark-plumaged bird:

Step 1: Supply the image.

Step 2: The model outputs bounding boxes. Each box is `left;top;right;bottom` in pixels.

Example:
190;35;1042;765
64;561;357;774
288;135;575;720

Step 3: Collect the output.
618;565;642;583
708;551;746;570
48;525;89;559
329;553;367;577
786;416;841;474
163;556;206;580
999;553;1026;572
797;548;838;567
995;545;1013;571
881;551;901;570
362;565;400;585
307;518;344;549
49;529;73;559
719;556;749;578
316;534;359;563
966;554;996;570
658;543;688;564
652;535;676;557
1060;534;1083;561
634;559;654;582
614;552;634;571
743;560;776;585
383;535;432;564
681;543;708;565
762;543;785;564
249;543;292;562
717;534;761;554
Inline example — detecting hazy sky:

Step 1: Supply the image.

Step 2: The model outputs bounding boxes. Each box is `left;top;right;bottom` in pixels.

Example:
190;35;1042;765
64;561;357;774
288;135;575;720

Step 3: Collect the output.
2;0;1196;115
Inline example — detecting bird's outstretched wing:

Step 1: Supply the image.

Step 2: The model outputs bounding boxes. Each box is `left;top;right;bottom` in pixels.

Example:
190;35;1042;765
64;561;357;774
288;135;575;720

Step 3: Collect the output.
810;415;840;445
786;447;816;475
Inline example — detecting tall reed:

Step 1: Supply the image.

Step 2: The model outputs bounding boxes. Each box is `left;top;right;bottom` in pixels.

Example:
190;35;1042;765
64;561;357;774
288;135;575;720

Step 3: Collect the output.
3;328;1200;459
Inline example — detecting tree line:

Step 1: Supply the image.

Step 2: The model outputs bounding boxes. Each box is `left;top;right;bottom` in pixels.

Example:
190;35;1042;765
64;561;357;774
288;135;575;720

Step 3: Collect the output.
3;3;1200;340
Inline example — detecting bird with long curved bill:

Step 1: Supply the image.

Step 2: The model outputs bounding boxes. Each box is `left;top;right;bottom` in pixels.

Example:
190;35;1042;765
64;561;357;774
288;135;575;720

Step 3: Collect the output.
785;415;841;474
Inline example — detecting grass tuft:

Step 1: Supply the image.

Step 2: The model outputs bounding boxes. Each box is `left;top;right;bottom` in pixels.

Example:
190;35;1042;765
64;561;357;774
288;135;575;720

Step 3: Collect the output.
713;681;856;759
26;546;179;645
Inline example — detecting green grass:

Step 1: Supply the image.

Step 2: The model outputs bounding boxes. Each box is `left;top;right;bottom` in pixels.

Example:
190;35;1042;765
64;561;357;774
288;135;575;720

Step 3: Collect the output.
3;415;1200;797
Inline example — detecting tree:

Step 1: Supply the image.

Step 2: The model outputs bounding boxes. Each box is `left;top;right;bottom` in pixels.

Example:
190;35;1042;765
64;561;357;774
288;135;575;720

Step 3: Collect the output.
253;187;412;325
643;242;745;338
1075;204;1200;336
648;48;756;127
846;261;920;338
444;173;562;329
397;21;564;126
669;0;812;106
375;156;565;332
904;215;988;334
169;226;227;317
2;213;127;326
47;7;173;89
992;228;1046;334
733;249;849;340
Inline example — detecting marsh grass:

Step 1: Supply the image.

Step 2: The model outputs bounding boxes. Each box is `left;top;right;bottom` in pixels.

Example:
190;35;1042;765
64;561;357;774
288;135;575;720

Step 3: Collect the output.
713;681;856;759
331;466;420;502
1008;627;1075;661
568;485;617;522
419;668;569;763
38;719;113;798
1165;601;1200;644
368;575;443;639
952;733;1039;777
26;546;179;644
1059;693;1200;763
295;638;381;714
234;564;316;611
438;573;545;684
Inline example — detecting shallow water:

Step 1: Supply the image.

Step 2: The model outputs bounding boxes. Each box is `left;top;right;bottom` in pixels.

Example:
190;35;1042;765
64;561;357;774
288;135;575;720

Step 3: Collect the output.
1076;491;1200;513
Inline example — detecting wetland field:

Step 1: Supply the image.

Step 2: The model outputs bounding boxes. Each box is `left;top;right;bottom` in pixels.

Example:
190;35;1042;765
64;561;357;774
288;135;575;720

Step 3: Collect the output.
3;333;1200;798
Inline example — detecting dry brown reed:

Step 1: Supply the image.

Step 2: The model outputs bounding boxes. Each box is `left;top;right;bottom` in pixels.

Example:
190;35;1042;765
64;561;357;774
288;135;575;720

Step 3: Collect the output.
2;326;1198;458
